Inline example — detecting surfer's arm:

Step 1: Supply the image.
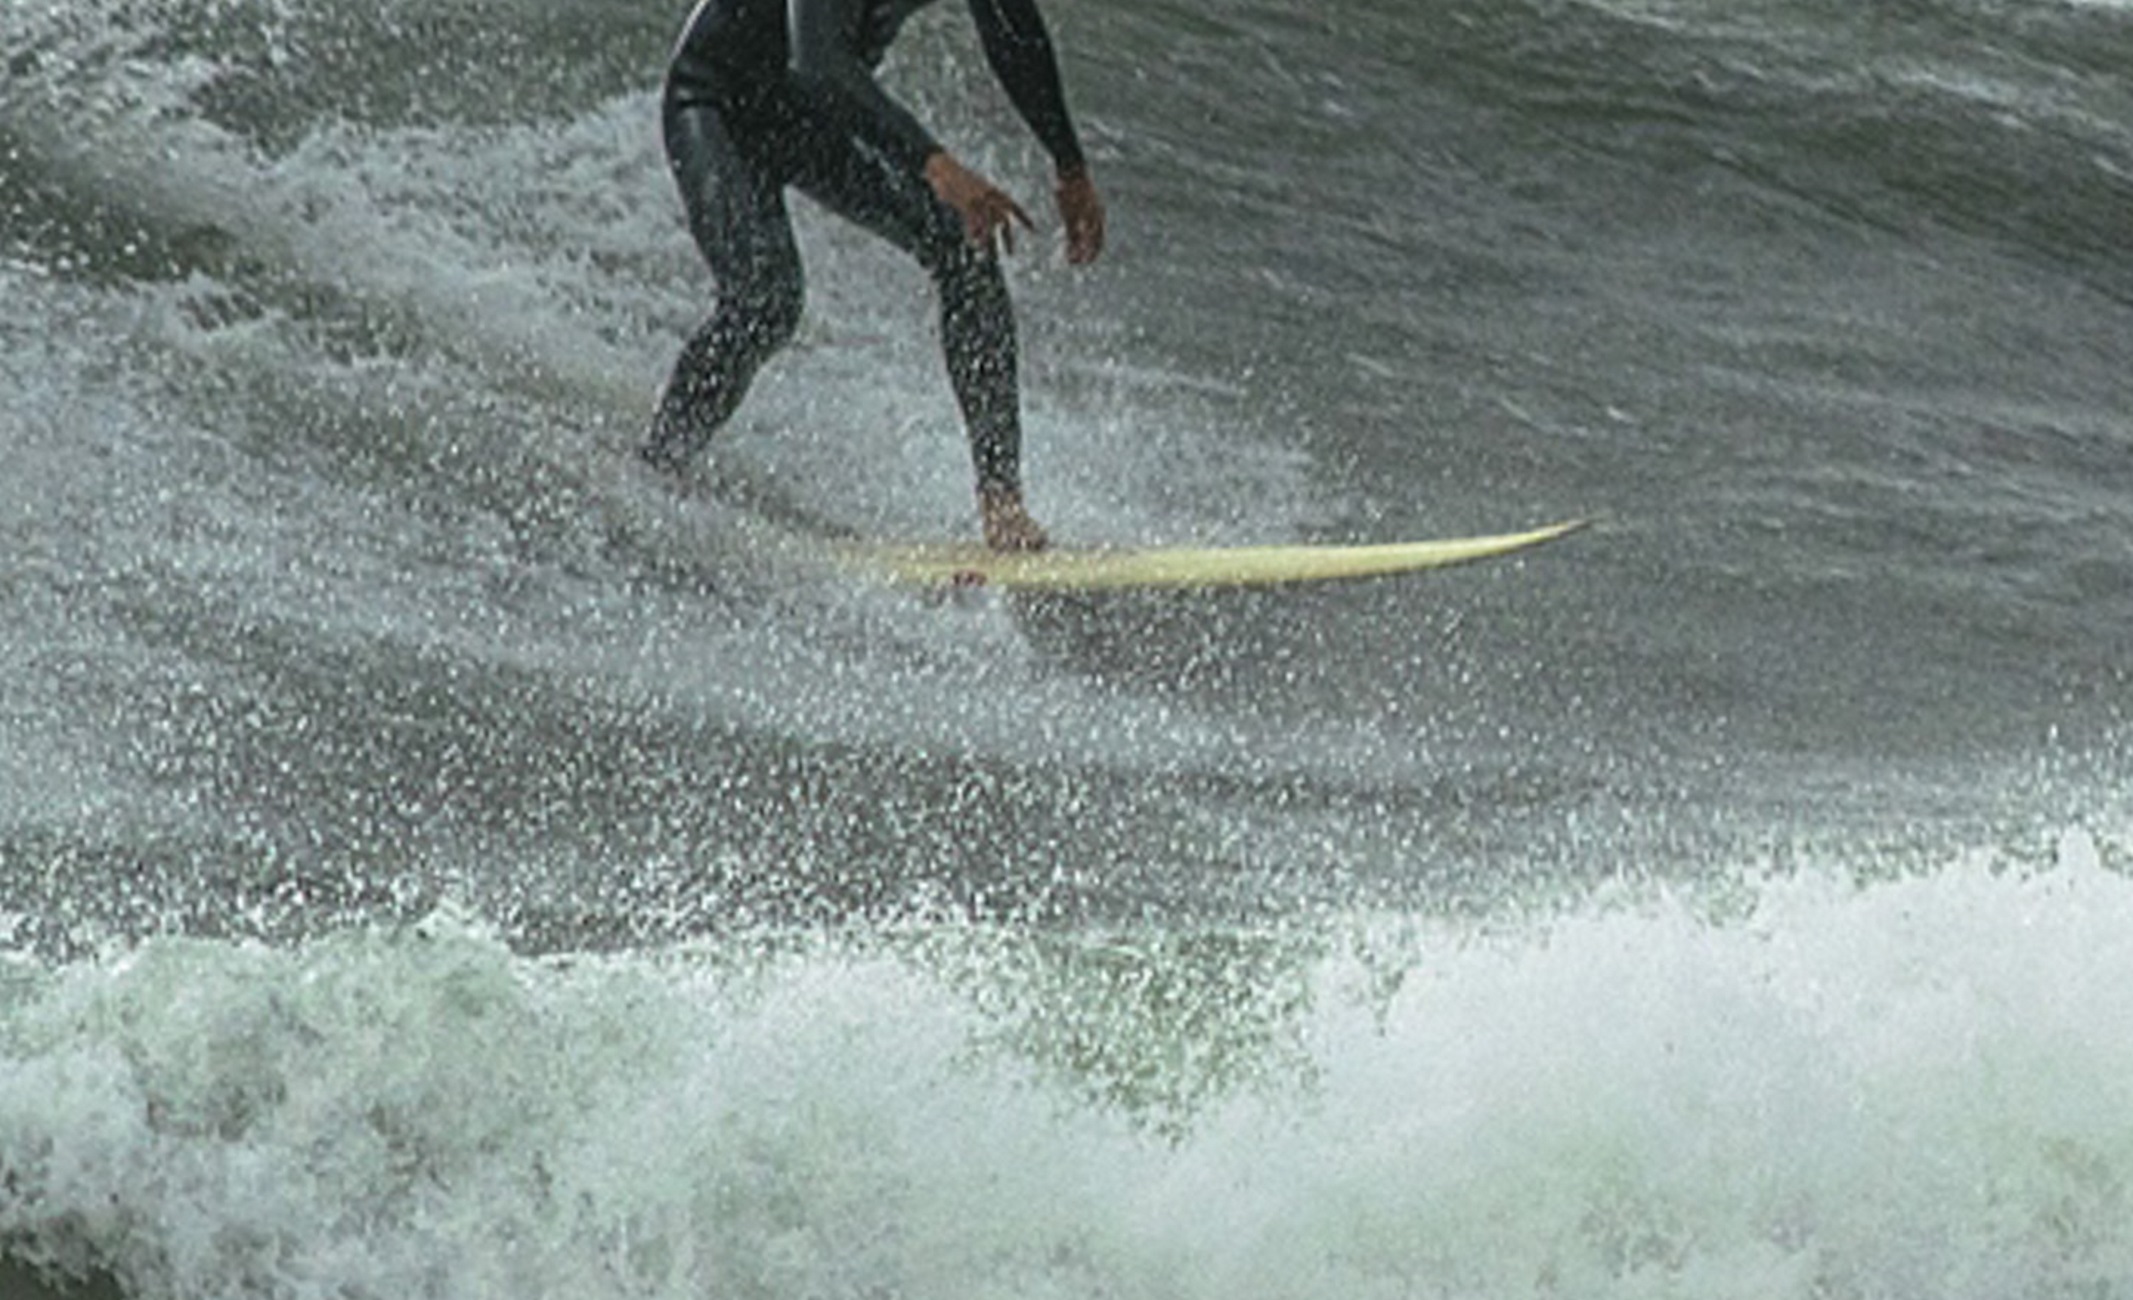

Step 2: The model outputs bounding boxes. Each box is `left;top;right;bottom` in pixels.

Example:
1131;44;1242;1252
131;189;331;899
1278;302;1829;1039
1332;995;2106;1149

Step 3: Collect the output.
966;0;1084;174
787;0;940;170
966;0;1101;263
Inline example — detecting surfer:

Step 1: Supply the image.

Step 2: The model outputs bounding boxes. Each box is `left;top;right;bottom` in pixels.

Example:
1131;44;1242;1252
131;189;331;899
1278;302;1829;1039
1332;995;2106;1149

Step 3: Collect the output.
644;0;1106;552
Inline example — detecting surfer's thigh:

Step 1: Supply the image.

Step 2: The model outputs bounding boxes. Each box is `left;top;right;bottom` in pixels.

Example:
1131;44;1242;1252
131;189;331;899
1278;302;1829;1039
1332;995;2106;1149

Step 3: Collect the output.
662;93;803;316
785;122;968;275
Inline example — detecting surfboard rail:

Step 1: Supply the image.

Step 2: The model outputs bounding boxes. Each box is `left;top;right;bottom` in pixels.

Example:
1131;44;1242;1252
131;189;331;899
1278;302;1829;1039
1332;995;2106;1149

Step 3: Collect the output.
836;519;1588;591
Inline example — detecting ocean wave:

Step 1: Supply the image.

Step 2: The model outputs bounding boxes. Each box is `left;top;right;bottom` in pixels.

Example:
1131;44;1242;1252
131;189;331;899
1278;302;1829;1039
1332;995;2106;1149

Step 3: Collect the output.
5;830;2132;1299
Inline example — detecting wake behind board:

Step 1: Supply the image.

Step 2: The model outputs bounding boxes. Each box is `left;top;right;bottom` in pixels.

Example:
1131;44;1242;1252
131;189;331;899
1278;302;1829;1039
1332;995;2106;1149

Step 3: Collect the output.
838;519;1587;591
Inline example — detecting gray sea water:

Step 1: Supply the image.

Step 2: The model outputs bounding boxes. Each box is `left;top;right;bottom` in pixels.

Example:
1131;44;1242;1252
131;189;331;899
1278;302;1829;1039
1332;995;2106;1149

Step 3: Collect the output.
4;0;2132;1296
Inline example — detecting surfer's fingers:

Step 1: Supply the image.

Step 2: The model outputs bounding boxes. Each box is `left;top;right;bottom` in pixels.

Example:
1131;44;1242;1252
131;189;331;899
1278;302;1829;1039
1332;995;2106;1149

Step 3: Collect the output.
989;193;1031;255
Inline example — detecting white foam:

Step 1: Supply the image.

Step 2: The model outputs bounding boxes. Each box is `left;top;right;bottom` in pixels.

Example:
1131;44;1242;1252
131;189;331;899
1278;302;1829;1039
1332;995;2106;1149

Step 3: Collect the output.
6;831;2133;1299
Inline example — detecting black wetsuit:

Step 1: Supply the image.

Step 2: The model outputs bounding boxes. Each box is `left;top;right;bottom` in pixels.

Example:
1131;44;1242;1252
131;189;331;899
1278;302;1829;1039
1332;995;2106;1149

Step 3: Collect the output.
646;0;1087;497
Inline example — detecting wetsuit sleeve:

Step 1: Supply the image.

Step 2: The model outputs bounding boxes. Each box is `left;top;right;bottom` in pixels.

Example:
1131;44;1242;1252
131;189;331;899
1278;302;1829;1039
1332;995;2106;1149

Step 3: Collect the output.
788;0;941;170
967;0;1086;174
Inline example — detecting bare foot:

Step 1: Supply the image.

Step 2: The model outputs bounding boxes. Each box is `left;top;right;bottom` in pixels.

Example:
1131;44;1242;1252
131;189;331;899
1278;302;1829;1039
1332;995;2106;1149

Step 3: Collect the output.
979;486;1049;552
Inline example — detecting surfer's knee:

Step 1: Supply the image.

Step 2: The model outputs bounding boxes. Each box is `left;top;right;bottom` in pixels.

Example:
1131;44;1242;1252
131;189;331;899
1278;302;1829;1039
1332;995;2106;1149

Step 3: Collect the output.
725;264;804;360
910;195;991;279
930;239;1013;340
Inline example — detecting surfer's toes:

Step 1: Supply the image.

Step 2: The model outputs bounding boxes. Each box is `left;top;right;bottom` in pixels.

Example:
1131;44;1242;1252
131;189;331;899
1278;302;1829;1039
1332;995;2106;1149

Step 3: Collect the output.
979;487;1049;552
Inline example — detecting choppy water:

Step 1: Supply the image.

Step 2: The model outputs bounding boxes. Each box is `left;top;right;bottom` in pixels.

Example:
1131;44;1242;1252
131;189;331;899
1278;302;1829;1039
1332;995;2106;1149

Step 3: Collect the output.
4;0;2131;1296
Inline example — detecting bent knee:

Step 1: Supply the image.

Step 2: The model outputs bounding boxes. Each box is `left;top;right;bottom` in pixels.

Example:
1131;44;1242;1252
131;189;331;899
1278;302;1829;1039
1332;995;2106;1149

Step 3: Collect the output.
722;269;805;355
922;228;1007;297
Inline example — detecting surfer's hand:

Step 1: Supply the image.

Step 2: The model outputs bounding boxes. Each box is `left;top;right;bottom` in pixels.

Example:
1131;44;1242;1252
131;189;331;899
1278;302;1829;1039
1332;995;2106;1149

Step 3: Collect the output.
1055;164;1105;265
924;152;1033;257
979;485;1048;552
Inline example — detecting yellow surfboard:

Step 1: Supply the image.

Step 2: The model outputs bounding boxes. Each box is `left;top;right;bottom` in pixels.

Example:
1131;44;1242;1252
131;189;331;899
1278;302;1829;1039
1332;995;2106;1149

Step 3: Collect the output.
837;519;1587;591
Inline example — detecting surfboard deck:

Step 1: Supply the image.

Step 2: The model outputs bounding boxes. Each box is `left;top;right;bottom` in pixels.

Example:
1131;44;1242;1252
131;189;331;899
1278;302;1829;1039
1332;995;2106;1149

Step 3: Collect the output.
836;519;1587;591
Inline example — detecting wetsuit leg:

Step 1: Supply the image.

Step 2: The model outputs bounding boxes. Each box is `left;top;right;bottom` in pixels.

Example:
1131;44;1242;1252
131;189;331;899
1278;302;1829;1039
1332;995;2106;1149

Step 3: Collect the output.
644;96;807;472
788;137;1027;496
